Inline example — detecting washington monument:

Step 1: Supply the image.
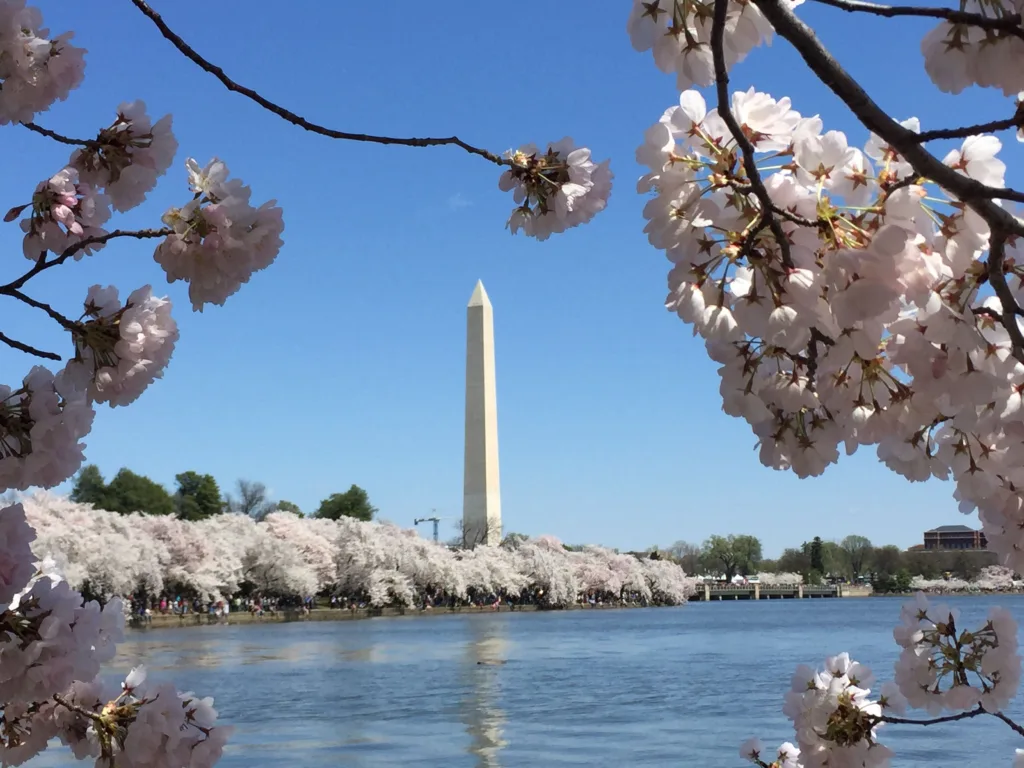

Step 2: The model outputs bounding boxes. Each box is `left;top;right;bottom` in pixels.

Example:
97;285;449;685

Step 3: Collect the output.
463;280;502;548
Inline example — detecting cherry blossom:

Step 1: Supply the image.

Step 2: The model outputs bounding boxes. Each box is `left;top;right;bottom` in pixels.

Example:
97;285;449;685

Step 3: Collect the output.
499;138;612;240
56;284;178;408
0;368;94;492
0;0;85;125
154;158;285;311
9;167;110;261
70;101;178;212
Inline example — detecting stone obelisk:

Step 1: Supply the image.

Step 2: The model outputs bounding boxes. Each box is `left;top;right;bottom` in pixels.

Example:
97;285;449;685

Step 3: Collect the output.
463;280;502;548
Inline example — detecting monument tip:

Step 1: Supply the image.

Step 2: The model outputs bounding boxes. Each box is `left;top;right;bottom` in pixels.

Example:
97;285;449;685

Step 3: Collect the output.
468;280;490;308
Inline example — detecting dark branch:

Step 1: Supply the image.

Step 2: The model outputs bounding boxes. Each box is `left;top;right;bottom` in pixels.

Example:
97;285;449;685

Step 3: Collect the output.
1;228;172;293
809;0;1024;39
988;232;1024;360
128;0;507;167
991;710;1024;738
0;332;61;361
21;122;97;147
7;290;76;331
711;0;799;269
880;705;986;726
917;113;1024;142
750;0;1024;236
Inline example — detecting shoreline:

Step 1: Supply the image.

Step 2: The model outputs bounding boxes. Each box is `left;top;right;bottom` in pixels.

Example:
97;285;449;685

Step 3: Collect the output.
128;602;654;631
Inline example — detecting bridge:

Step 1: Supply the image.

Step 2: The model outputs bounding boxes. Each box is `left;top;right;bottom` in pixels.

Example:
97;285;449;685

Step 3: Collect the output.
691;583;842;601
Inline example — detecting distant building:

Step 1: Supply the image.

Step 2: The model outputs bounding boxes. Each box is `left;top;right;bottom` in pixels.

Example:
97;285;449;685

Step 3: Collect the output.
923;525;987;551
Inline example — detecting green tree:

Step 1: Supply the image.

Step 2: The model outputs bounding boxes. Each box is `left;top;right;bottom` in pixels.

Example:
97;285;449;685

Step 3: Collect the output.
840;535;873;578
173;471;224;521
275;500;302;516
808;536;824;574
701;534;762;580
314;484;377;522
821;540;848;578
103;469;175;516
777;547;811;576
732;534;763;576
70;464;109;507
871;544;904;578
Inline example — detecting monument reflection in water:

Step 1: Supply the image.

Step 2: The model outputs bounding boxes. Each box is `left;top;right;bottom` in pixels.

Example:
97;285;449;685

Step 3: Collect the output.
460;617;510;767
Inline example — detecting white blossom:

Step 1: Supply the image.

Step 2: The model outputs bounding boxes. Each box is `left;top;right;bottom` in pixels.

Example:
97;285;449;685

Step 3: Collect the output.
0;0;85;124
154;158;284;311
69;100;178;212
499;138;612;240
57;285;178;408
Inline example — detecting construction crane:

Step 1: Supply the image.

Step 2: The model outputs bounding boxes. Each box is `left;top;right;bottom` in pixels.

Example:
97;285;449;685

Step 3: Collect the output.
413;510;447;543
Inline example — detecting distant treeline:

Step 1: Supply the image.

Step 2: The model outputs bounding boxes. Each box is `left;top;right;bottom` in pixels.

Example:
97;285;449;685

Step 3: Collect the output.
664;534;1000;594
69;464;377;522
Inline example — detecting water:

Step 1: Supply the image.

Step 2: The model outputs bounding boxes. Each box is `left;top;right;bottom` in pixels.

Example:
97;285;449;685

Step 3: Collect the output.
32;596;1024;767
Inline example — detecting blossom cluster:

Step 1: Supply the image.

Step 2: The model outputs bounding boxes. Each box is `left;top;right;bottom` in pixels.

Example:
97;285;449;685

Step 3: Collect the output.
154;158;285;311
0;503;226;767
0;367;93;492
626;0;797;91
21;493;699;608
911;565;1019;593
638;85;1024;576
3;153;281;489
70;100;179;213
743;593;1022;767
893;593;1020;714
921;4;1024;96
58;285;179;409
0;0;84;125
499;138;612;240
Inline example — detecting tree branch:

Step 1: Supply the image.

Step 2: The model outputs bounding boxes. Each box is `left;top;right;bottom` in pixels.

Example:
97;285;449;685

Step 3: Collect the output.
0;332;61;361
20;122;97;147
1;228;172;293
750;0;1024;235
711;0;799;269
916;113;1024;142
128;0;508;167
988;232;1024;361
880;705;986;726
809;0;1024;39
6;290;76;331
991;710;1024;738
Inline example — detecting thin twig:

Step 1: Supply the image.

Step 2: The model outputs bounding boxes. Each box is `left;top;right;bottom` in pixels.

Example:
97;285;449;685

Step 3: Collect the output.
128;0;507;167
916;114;1023;142
991;710;1024;738
751;0;1024;229
1;228;172;293
810;0;1024;39
53;695;104;726
710;0;799;269
987;231;1024;360
21;122;97;147
7;290;76;331
880;705;986;726
0;332;61;361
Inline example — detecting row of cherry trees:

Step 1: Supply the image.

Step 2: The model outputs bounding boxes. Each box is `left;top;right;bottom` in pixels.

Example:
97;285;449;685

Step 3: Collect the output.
21;493;698;608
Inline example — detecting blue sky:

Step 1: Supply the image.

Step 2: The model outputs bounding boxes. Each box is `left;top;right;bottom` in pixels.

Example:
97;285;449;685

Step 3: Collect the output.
2;2;1018;556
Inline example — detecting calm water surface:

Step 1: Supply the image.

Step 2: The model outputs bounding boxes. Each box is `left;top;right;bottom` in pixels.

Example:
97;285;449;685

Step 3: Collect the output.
33;596;1024;766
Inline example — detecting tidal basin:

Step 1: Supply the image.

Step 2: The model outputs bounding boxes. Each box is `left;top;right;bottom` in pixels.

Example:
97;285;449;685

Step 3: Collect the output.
36;597;1024;767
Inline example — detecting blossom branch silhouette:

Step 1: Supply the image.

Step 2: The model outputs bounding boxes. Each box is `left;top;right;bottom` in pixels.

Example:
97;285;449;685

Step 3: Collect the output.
809;0;1024;38
0;331;61;361
20;122;96;147
1;229;173;293
127;0;509;167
